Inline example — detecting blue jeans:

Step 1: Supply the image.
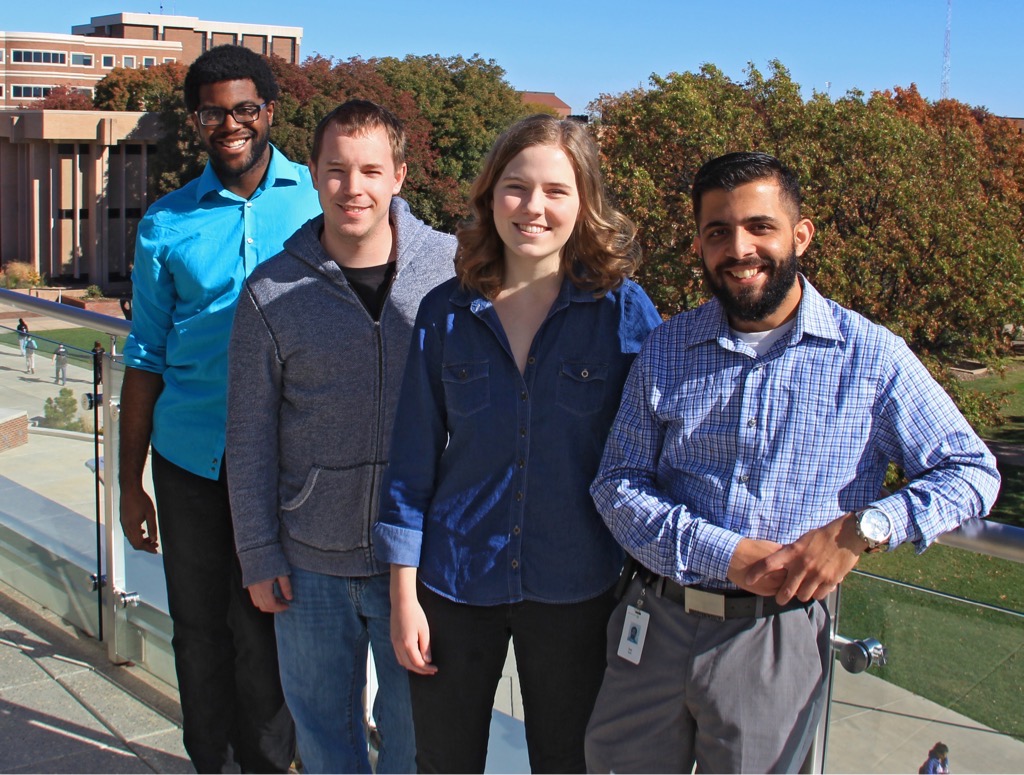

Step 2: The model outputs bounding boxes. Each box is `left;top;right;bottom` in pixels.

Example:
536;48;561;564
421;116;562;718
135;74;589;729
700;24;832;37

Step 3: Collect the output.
275;568;415;774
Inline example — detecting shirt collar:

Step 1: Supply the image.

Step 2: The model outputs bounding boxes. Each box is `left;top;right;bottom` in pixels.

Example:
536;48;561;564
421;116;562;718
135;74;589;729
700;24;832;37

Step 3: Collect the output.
687;274;845;349
194;144;300;202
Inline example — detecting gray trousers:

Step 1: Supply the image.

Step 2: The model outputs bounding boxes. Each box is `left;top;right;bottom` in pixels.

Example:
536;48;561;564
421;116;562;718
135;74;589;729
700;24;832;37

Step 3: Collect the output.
585;577;830;774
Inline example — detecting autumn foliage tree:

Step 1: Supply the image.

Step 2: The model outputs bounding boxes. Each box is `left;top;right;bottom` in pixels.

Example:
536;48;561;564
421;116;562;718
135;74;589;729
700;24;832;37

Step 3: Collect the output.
33;85;95;110
591;61;1024;427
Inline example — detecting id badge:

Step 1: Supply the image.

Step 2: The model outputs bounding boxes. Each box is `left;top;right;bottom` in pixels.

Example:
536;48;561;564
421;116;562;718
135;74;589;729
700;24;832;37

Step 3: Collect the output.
616;605;650;665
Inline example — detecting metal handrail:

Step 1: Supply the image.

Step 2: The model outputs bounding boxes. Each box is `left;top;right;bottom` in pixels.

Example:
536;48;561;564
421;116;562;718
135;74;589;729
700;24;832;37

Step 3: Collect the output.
936;517;1024;564
0;288;132;337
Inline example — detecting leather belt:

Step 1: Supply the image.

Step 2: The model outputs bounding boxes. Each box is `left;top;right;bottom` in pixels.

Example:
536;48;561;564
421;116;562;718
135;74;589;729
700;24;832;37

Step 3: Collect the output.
646;572;812;621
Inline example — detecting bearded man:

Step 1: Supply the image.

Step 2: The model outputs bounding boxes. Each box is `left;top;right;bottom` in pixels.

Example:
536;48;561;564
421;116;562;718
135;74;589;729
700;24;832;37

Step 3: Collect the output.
119;45;320;772
584;151;999;773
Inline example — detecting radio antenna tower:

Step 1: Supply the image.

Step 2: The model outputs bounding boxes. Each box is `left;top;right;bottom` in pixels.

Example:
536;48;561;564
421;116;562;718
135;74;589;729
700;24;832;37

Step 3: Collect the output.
940;0;952;100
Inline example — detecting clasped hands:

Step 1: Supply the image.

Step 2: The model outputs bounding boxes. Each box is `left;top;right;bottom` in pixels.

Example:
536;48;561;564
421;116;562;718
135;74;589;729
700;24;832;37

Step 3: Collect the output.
726;512;866;604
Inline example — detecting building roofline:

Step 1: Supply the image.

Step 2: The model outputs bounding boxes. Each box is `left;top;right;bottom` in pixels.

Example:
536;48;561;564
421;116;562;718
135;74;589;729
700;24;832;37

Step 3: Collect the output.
72;13;302;40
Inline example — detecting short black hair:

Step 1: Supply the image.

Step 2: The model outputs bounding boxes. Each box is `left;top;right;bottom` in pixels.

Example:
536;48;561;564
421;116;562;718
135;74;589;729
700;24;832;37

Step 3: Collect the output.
691;151;802;226
310;100;406;167
184;45;279;113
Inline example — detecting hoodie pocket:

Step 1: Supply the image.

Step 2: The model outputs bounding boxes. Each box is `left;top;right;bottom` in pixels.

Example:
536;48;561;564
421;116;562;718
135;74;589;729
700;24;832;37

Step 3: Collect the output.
280;465;371;552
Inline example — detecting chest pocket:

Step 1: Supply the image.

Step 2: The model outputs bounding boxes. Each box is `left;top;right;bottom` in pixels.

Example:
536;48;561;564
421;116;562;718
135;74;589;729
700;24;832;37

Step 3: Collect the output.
556;360;608;416
442;361;490;417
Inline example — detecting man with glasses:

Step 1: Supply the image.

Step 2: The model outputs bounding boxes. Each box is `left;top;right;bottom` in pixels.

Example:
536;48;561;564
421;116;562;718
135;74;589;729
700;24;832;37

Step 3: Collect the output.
119;44;319;772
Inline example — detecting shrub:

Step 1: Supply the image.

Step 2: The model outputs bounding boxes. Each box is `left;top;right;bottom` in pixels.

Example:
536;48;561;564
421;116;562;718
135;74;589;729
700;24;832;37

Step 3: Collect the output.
41;388;85;432
83;284;105;299
0;261;42;289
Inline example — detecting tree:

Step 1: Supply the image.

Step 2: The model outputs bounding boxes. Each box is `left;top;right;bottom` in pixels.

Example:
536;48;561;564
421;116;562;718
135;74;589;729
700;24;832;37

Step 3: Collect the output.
34;85;95;110
592;62;1024;429
41;388;84;432
93;62;188;112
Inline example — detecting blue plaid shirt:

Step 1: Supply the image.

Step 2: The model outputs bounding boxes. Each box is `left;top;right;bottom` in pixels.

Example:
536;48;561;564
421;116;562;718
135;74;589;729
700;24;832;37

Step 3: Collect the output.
591;277;1000;590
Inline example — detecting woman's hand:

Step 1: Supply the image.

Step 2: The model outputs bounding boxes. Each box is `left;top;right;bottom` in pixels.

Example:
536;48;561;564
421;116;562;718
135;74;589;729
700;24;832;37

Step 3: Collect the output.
390;565;438;675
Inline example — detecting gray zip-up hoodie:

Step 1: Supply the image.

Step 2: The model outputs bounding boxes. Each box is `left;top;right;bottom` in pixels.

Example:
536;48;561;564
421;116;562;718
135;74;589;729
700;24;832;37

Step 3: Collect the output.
227;198;457;586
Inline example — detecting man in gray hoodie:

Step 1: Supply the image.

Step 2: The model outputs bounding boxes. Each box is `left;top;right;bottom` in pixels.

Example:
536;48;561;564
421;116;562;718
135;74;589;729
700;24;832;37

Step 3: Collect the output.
226;100;456;774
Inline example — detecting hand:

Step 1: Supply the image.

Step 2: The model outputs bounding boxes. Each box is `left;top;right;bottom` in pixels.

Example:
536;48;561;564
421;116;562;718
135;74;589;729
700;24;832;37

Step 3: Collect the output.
390;566;437;676
726;538;786;596
119;486;159;553
248;576;292;613
745;513;864;605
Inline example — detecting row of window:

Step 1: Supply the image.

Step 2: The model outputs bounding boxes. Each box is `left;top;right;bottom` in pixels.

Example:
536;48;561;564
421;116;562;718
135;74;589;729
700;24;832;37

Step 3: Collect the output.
3;49;175;69
10;85;93;99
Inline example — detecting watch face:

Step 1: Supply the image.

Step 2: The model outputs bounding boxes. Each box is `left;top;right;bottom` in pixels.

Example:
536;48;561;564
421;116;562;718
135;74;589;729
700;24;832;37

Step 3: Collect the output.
860;509;892;543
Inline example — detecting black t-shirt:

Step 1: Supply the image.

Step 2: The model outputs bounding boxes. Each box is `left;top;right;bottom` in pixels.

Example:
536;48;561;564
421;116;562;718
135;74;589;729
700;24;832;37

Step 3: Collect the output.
341;261;397;321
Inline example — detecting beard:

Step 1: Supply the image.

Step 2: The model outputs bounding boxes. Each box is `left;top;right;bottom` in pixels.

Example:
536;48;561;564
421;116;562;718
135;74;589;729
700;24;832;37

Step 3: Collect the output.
203;125;271;184
702;249;800;323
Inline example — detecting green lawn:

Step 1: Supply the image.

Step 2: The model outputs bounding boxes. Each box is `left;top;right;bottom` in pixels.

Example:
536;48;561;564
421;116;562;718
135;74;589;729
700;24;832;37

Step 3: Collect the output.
837;365;1024;742
0;327;114;357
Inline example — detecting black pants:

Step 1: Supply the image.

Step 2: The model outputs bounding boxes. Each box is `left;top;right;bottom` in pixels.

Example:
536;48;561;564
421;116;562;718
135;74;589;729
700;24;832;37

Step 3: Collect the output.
152;450;294;773
410;584;616;774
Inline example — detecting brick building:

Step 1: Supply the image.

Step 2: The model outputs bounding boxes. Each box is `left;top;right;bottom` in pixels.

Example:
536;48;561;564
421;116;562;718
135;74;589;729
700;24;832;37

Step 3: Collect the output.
0;14;302;292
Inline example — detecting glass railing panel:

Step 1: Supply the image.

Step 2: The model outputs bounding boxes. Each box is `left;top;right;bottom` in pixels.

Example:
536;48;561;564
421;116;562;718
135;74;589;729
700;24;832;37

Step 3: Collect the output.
825;556;1024;773
0;312;109;639
102;355;176;685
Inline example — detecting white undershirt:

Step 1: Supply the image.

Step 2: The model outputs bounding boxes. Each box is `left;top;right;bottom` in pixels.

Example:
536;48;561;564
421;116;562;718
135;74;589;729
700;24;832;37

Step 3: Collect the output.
731;319;796;358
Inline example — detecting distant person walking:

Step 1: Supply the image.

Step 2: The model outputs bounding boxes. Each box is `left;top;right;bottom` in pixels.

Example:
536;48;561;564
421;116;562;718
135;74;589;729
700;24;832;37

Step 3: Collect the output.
16;319;29;355
24;337;37;374
53;344;69;385
91;342;105;387
920;742;950;774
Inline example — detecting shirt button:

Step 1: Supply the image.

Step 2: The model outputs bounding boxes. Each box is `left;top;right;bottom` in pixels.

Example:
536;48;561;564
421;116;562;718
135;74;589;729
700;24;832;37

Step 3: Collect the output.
458;369;467;379
518;458;525;468
246;202;252;208
511;559;519;569
747;418;757;428
513;525;521;535
581;369;590;379
527;356;536;365
520;427;527;437
246;237;254;244
738;474;749;483
520;391;527;401
515;492;523;502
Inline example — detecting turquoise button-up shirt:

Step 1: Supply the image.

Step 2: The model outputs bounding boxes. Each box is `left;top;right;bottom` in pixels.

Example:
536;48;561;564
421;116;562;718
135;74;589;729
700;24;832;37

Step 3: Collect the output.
123;146;321;479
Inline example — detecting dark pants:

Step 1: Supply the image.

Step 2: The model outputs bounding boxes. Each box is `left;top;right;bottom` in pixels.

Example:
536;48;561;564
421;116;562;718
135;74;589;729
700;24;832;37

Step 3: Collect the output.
410;584;615;774
152;450;294;773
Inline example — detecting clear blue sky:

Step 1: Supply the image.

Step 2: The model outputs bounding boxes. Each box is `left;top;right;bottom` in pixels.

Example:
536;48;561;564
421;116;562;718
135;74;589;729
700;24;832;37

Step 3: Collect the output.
5;0;1022;117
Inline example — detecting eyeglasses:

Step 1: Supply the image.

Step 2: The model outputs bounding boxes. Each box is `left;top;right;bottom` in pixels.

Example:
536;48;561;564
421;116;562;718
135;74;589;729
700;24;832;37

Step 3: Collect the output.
195;102;267;127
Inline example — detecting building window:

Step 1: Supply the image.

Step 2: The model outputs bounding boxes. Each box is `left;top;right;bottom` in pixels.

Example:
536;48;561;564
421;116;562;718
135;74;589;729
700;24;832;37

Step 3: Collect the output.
0;51;5;64
12;85;54;99
0;85;5;98
71;53;94;67
162;57;176;64
12;50;67;65
123;56;136;68
102;54;115;68
143;57;156;68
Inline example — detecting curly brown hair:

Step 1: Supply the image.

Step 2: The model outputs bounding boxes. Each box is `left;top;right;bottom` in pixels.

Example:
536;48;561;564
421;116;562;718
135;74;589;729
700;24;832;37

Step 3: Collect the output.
456;114;641;298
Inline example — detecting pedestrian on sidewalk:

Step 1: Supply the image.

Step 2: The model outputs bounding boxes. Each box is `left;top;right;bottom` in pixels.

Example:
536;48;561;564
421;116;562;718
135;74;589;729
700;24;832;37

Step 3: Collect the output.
24;337;37;374
53;344;69;385
92;342;105;386
16;319;29;355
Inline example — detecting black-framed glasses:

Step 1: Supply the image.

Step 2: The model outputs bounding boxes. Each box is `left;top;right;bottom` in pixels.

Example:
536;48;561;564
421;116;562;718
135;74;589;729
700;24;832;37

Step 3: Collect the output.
195;102;267;127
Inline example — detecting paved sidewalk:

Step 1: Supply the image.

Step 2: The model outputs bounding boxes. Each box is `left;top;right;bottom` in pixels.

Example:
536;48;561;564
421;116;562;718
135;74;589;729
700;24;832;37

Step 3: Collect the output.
0;579;192;774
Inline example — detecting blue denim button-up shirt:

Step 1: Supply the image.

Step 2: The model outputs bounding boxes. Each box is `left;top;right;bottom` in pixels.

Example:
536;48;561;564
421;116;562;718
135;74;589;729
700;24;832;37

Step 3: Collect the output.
374;275;661;606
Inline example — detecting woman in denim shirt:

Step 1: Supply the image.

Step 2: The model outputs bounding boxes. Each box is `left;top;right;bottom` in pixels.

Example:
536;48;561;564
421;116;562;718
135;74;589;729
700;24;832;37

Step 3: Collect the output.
374;114;661;773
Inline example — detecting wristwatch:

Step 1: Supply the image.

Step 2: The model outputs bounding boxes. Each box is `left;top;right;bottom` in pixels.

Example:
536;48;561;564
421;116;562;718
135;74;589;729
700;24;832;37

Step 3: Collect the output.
854;508;892;553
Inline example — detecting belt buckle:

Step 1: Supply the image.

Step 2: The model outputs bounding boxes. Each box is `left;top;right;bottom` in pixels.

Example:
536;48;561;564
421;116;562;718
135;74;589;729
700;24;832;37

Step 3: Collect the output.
683;588;726;621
